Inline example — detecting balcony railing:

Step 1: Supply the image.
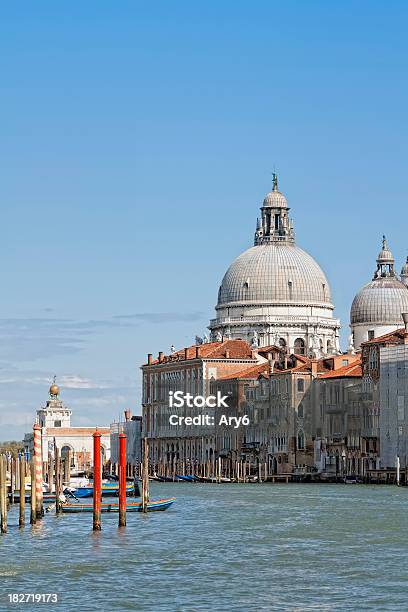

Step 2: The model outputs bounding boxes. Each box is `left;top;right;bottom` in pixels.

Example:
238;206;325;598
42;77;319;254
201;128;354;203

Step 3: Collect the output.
209;314;339;326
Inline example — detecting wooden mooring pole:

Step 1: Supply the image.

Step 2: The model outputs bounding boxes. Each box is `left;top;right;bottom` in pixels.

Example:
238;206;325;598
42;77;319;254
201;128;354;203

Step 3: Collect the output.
142;438;149;513
0;455;7;534
10;456;15;504
19;455;26;528
93;430;102;531
64;451;70;485
118;433;127;527
30;459;36;525
55;445;61;515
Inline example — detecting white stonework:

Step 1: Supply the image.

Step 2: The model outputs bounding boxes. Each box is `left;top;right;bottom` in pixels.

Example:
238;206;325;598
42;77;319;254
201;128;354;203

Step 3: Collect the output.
209;174;340;356
24;382;110;472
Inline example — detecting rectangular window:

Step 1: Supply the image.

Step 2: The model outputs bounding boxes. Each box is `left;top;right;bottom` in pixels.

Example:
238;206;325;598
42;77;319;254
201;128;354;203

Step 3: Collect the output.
54;420;61;427
398;396;404;421
368;330;375;340
297;378;305;393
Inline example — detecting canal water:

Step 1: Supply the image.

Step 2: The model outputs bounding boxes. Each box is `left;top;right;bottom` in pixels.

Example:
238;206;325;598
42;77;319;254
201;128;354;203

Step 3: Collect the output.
0;483;407;611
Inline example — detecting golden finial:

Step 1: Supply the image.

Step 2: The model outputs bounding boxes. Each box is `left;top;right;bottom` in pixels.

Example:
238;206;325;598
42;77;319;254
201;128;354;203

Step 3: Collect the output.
49;375;60;398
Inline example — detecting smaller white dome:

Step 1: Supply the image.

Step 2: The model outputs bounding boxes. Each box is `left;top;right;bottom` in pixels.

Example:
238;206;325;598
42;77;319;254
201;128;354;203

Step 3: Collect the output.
351;236;408;327
262;173;288;208
377;235;394;263
263;190;288;208
351;277;408;325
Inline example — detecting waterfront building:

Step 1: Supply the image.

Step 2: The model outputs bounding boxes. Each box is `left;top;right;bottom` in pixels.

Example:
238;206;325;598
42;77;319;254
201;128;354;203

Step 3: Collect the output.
350;237;408;349
24;380;110;472
317;359;379;478
242;352;360;475
208;174;340;355
361;322;408;471
110;410;142;466
210;345;282;467
141;339;267;467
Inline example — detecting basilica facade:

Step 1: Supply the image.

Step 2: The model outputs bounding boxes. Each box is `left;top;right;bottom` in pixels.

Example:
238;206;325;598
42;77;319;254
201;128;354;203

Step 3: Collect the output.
208;174;340;357
142;175;408;480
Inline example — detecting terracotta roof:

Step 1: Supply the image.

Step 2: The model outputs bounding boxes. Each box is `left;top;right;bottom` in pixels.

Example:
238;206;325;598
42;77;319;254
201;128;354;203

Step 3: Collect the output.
274;356;338;375
146;339;254;365
362;327;406;346
256;344;282;356
217;363;270;380
292;354;309;363
319;360;362;379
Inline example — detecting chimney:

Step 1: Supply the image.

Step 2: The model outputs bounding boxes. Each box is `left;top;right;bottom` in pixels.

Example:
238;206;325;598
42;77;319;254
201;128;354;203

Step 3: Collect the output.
124;409;131;422
268;357;275;374
196;346;200;358
147;353;153;365
402;313;408;343
311;360;318;377
158;351;164;363
184;347;188;359
225;349;230;359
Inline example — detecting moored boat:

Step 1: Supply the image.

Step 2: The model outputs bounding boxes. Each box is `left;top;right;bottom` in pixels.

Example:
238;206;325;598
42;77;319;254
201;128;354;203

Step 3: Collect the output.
71;483;135;498
175;474;197;482
61;497;176;513
11;492;57;503
156;475;183;482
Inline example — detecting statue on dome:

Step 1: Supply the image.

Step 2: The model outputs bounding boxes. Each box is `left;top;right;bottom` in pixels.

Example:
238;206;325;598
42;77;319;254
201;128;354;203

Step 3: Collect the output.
251;331;259;348
215;331;223;342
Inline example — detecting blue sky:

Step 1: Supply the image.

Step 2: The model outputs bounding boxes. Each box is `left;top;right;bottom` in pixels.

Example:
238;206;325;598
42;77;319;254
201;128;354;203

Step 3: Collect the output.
1;1;408;440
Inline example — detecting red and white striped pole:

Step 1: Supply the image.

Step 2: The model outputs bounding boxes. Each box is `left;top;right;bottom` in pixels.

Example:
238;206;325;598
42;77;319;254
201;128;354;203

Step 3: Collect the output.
33;424;43;518
93;430;102;531
118;433;127;527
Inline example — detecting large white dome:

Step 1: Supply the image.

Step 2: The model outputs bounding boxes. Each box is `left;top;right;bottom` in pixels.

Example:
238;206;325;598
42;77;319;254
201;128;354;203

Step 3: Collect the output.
217;244;333;307
209;176;340;354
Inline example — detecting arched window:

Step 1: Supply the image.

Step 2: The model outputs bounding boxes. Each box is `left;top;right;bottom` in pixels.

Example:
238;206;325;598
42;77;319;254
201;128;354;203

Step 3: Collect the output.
327;339;332;354
279;338;286;349
297;430;305;450
61;445;75;468
294;338;305;356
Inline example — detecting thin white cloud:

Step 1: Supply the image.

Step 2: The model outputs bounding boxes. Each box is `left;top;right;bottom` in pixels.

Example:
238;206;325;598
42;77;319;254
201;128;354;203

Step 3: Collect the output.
57;375;111;390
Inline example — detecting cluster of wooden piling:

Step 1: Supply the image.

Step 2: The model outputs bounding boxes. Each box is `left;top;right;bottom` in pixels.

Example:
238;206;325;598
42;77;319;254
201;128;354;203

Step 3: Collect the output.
0;436;71;534
0;429;152;535
140;458;270;483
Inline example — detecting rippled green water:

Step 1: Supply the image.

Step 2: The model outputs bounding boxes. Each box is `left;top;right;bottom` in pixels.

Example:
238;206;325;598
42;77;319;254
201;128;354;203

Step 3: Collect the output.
0;483;407;611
